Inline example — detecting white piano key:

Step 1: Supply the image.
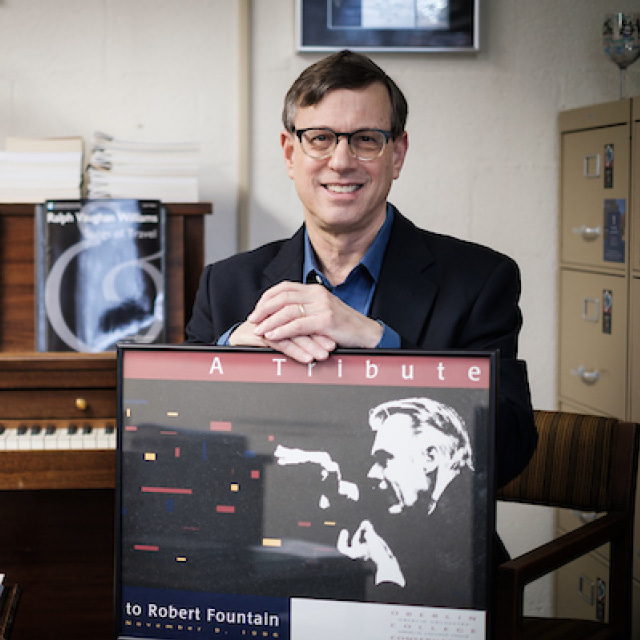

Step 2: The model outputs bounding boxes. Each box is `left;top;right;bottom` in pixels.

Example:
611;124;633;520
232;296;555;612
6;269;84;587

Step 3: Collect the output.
16;426;31;451
97;424;116;449
44;425;59;450
66;425;84;450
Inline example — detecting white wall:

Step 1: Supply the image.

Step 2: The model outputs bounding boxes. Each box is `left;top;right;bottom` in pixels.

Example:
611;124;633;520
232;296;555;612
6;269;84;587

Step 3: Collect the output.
0;0;240;263
2;0;639;617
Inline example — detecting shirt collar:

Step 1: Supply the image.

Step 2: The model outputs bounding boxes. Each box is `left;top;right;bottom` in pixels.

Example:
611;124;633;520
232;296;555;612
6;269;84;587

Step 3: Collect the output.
303;203;395;286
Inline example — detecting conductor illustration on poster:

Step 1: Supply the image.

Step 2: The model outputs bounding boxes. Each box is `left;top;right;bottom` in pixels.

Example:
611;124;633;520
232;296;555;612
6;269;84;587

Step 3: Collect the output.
116;346;496;640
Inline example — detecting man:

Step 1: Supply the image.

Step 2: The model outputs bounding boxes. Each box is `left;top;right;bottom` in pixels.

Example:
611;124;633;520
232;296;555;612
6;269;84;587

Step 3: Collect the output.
186;49;536;488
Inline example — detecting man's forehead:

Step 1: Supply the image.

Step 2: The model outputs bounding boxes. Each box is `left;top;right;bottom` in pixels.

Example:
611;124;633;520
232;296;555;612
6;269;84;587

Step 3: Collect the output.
294;84;393;123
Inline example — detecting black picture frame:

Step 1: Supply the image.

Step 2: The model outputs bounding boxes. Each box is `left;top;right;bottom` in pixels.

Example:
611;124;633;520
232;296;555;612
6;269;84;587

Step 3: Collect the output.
297;0;479;52
115;345;496;640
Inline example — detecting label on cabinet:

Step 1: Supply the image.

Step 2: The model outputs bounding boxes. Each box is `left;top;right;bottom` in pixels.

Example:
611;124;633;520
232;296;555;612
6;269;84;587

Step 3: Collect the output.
603;290;612;334
604;144;614;188
603;198;625;263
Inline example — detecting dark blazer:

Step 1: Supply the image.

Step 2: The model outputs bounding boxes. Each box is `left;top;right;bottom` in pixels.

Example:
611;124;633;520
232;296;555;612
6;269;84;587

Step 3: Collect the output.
185;207;537;487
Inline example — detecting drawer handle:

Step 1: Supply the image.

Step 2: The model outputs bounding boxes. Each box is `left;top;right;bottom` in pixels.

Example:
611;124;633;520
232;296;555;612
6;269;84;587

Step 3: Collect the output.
578;574;595;605
583;153;601;178
572;225;602;241
75;397;88;411
571;366;600;384
582;297;600;322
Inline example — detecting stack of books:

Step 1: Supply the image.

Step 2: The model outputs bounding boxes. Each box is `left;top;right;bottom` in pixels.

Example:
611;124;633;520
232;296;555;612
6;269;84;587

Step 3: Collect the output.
0;137;83;203
86;132;200;203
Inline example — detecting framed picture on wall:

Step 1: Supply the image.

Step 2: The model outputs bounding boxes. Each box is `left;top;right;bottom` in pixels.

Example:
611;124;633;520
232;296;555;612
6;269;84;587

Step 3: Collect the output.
297;0;480;53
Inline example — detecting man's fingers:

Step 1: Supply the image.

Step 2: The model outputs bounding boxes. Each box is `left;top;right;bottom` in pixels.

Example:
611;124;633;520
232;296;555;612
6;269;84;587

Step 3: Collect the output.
265;335;334;364
253;303;309;337
248;282;325;324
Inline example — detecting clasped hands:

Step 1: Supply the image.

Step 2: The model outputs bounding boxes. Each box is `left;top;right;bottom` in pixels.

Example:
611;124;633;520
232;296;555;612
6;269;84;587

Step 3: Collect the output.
228;281;383;364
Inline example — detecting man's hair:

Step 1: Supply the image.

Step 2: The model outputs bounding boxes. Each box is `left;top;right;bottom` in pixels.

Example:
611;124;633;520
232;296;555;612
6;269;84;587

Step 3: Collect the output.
369;398;474;471
282;49;408;139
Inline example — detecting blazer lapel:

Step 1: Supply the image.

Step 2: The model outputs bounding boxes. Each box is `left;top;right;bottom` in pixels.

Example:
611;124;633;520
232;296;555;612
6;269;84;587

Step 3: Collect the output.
262;227;306;287
371;211;440;347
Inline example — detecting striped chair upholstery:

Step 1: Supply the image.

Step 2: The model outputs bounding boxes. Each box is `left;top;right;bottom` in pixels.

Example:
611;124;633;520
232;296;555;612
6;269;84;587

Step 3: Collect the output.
495;410;639;640
499;411;618;511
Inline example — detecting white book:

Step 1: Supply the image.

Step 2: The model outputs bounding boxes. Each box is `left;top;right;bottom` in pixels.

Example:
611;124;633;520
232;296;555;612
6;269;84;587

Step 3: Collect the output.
6;136;83;153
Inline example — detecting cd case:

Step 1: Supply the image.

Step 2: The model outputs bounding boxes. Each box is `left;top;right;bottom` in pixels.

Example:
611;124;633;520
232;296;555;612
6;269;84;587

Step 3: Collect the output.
35;199;166;352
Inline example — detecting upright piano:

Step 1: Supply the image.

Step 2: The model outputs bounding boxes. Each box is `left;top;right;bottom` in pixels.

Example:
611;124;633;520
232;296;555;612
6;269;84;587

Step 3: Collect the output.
0;203;212;639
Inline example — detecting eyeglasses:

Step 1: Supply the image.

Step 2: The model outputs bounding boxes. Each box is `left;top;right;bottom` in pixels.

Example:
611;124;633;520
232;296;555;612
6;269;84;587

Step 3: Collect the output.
294;127;392;161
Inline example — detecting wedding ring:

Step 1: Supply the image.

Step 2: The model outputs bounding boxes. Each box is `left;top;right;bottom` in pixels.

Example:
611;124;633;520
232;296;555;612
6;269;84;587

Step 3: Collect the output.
299;304;306;318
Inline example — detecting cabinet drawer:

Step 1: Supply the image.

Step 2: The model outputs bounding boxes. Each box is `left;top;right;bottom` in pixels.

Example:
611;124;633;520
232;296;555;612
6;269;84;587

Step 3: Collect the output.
634;579;640;640
0;387;115;419
561;125;629;271
555;552;610;622
633;118;640;275
631;278;640;423
557;559;640;637
558;269;627;417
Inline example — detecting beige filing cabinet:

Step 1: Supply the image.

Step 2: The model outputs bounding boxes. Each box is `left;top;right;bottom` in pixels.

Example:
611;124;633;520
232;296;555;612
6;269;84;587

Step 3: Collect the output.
556;98;640;635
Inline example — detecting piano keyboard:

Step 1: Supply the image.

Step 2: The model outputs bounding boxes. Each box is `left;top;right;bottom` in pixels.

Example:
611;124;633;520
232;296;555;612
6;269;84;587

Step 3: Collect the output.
0;419;116;451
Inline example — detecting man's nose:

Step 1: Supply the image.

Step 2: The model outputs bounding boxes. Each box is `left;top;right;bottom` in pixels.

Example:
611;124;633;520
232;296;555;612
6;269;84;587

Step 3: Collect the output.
328;135;358;168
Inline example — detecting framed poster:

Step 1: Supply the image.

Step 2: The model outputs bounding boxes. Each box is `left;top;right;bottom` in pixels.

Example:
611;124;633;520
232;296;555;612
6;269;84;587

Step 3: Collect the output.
297;0;480;52
116;345;496;640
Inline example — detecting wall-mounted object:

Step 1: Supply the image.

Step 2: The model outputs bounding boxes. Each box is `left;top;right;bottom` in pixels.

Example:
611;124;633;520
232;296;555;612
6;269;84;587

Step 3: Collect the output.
297;0;479;53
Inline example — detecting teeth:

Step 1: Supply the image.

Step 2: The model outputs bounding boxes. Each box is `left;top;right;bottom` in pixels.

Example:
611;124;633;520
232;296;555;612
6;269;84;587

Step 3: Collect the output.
325;184;360;193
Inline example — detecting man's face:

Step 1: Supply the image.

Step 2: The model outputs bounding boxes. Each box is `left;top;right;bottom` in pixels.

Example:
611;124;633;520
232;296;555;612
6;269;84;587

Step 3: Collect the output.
367;414;452;514
281;83;408;240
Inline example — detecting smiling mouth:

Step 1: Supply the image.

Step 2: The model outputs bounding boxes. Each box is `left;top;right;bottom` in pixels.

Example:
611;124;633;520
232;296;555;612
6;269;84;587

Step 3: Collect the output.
324;183;363;194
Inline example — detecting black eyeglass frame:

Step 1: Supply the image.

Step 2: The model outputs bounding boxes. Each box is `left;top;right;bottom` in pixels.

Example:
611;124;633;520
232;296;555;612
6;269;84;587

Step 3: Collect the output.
293;127;393;161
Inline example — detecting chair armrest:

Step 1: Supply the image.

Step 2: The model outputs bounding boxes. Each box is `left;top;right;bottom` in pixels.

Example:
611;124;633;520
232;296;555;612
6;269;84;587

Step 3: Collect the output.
498;512;627;588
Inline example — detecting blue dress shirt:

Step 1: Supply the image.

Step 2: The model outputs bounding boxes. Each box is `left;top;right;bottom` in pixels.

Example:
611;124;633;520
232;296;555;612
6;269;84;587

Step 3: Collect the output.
302;204;400;349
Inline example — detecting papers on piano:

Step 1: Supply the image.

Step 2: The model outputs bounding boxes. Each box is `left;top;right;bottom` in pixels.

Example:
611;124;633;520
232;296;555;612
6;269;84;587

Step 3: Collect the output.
87;131;200;202
0;136;84;203
0;420;116;450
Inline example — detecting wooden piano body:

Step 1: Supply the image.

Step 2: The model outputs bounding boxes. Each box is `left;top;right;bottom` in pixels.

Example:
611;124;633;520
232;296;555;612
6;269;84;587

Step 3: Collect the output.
0;203;211;639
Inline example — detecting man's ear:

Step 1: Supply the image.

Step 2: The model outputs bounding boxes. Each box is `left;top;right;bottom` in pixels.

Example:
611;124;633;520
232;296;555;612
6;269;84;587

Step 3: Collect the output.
392;131;408;180
281;129;296;179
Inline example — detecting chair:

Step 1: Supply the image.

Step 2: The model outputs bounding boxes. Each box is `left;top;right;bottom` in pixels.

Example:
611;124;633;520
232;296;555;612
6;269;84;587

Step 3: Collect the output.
495;410;639;640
